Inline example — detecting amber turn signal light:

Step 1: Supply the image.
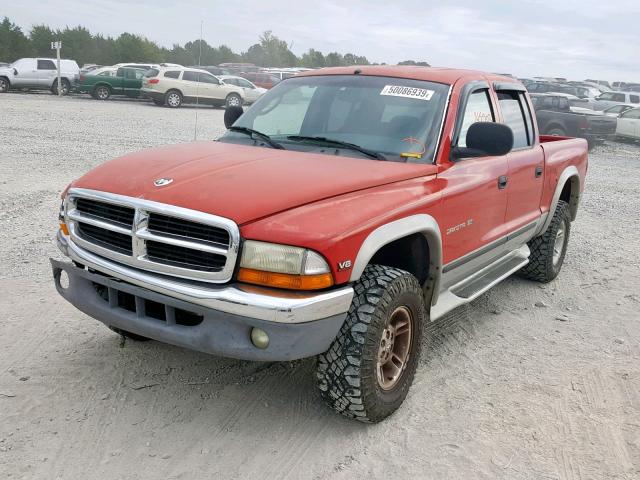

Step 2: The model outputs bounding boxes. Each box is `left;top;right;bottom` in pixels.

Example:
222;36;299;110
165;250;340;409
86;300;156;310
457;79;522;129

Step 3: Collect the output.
238;268;334;291
59;222;70;236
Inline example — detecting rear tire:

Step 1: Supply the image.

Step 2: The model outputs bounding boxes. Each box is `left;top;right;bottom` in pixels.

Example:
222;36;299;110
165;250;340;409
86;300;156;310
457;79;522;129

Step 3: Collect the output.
52;78;71;96
317;265;425;423
547;127;566;136
225;93;242;108
519;200;571;283
93;85;111;100
0;77;9;93
165;90;182;108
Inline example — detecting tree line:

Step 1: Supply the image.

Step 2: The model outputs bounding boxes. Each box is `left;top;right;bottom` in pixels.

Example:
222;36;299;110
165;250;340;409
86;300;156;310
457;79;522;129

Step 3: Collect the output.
0;17;429;69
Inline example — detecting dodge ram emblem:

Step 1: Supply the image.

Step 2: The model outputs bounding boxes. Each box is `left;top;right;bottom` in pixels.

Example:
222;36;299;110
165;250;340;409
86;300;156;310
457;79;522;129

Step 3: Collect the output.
153;177;173;187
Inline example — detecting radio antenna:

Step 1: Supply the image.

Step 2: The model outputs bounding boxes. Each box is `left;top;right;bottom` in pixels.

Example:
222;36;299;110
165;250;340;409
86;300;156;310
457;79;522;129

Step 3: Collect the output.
193;20;203;141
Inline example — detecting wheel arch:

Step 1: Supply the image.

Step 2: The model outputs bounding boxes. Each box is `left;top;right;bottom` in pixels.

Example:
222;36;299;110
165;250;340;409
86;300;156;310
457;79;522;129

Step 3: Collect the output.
349;214;443;306
545;123;567;134
538;166;580;235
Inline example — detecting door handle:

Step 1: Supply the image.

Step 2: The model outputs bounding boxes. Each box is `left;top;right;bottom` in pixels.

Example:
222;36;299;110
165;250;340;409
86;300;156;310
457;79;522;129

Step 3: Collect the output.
535;166;543;178
498;175;508;189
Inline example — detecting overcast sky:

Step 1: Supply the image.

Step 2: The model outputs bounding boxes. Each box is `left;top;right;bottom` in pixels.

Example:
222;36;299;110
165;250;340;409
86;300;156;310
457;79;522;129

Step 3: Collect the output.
4;0;640;80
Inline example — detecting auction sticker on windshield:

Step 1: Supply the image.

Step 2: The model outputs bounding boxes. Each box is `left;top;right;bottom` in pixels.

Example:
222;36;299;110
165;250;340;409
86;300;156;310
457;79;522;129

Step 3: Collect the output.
380;85;435;101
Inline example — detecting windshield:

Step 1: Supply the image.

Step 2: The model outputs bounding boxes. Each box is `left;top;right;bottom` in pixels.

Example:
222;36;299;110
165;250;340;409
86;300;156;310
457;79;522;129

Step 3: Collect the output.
219;75;450;163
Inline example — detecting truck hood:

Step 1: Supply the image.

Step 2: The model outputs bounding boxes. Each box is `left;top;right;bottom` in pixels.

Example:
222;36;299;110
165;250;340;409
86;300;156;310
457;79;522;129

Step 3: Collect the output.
69;141;437;225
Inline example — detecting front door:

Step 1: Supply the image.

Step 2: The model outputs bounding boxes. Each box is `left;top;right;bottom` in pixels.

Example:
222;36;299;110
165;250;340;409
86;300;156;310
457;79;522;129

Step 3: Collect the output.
438;87;509;267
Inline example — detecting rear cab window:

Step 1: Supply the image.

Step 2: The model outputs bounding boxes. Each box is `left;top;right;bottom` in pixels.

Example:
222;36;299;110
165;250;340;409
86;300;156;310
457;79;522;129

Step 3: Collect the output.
496;90;534;149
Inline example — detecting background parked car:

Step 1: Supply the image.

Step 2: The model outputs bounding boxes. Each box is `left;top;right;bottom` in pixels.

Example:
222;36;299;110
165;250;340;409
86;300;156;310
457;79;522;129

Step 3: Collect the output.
141;67;246;108
238;71;281;89
590;91;640;110
78;66;147;100
193;65;232;76
217;75;266;103
600;104;637;117
530;93;617;148
616;107;640;141
0;58;79;95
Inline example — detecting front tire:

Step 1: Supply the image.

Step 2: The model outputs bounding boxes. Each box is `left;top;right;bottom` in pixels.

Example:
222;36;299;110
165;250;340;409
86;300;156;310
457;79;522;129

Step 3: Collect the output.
165;90;182;108
519;200;571;282
547;128;566;137
0;77;10;93
317;265;425;423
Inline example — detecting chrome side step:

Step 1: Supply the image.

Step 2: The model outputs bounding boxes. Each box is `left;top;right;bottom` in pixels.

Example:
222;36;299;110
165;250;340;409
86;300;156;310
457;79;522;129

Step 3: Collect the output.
430;245;530;321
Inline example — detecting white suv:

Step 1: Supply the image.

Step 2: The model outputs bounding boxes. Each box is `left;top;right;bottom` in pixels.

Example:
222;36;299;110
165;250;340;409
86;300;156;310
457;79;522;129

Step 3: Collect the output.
0;58;80;95
141;67;246;108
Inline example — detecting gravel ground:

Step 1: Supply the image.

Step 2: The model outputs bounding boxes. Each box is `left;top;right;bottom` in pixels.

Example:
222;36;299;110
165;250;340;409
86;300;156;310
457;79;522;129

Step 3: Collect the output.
1;92;639;480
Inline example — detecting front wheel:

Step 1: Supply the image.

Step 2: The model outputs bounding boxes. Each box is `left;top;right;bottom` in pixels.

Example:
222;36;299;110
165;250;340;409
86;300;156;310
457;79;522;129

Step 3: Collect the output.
0;77;10;93
225;93;242;108
519;200;571;282
316;265;425;423
52;78;71;96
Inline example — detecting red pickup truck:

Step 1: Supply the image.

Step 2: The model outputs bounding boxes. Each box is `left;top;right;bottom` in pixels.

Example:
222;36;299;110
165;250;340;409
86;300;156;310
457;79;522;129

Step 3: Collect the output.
52;66;588;423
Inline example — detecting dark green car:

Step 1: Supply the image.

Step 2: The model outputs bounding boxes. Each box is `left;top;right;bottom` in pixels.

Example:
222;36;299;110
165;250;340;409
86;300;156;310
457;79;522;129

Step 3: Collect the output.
77;67;147;100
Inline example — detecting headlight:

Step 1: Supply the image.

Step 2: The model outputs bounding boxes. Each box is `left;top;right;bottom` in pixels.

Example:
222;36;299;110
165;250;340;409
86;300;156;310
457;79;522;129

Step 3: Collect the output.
238;240;333;290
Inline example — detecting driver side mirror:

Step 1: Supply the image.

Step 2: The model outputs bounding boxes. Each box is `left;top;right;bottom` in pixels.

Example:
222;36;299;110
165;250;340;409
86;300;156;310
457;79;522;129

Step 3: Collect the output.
451;122;514;160
13;68;18;76
224;106;244;129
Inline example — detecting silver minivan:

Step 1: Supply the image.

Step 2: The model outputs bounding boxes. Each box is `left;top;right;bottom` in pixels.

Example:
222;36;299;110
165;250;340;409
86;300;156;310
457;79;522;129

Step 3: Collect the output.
0;58;80;95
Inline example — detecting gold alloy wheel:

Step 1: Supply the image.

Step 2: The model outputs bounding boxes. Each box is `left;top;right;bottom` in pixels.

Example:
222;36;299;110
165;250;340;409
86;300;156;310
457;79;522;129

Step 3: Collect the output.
377;306;413;390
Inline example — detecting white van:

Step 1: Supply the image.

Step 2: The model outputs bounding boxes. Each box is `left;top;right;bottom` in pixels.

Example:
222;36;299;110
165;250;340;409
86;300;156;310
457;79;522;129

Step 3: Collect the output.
0;58;80;95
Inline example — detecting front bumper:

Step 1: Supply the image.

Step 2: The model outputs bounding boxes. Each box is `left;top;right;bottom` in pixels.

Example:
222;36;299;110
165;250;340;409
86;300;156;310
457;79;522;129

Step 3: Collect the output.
53;232;353;361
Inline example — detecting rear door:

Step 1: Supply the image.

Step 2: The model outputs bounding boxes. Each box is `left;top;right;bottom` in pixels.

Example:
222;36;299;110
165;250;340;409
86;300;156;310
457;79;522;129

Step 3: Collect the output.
496;85;545;233
438;82;510;266
122;68;143;95
36;59;57;87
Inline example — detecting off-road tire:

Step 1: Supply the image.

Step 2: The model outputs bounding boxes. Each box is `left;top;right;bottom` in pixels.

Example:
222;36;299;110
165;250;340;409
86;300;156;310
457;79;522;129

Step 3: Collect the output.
51;78;71;96
0;77;10;93
316;265;425;423
519;200;571;282
109;327;151;342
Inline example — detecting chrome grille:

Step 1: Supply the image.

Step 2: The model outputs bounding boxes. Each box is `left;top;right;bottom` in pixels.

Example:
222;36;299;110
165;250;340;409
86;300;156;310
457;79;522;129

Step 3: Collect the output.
65;188;240;283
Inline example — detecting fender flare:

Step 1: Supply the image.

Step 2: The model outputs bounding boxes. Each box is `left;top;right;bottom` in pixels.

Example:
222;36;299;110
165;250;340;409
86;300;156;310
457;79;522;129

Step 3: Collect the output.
537;165;580;235
349;214;443;305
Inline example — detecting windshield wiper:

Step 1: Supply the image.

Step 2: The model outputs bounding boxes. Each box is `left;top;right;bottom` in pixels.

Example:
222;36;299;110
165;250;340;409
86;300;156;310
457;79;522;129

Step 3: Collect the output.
286;135;386;160
228;126;285;150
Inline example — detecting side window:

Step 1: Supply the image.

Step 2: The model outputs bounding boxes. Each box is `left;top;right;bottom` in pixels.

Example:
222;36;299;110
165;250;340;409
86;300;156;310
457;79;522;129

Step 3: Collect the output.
164;70;180;79
199;74;220;85
124;69;136;79
116;68;125;77
457;90;494;147
497;91;530;149
623;109;640;119
37;59;56;70
630;95;640;104
520;92;536;142
182;71;198;82
613;93;625;102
